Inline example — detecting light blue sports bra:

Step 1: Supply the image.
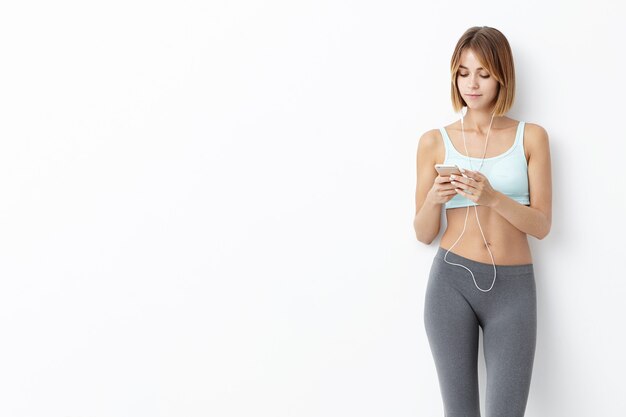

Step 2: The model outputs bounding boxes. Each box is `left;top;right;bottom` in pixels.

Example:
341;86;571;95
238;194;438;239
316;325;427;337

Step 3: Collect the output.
440;121;530;209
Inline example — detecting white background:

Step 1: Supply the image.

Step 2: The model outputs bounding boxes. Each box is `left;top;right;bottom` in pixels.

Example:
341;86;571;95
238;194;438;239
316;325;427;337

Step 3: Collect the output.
0;1;624;416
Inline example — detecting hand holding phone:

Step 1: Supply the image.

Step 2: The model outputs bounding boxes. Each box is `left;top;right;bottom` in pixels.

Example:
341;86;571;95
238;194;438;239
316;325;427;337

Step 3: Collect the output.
434;164;463;177
426;164;466;205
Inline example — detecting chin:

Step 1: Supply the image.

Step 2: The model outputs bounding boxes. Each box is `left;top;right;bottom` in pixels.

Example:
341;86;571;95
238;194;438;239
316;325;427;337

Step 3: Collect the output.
465;102;494;111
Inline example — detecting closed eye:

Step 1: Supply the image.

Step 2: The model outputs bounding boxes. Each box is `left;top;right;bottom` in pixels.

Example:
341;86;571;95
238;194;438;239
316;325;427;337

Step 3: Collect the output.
459;74;490;79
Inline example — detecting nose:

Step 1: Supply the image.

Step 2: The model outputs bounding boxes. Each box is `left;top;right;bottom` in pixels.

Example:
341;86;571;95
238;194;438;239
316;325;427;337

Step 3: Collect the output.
468;75;479;89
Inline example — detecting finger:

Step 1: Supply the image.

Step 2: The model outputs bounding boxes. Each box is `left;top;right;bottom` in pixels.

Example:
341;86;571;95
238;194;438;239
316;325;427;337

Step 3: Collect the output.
455;187;476;200
440;189;456;197
463;177;477;186
451;181;477;194
474;170;485;181
438;180;456;190
449;174;466;184
450;176;472;189
462;168;474;176
450;178;463;189
464;170;482;182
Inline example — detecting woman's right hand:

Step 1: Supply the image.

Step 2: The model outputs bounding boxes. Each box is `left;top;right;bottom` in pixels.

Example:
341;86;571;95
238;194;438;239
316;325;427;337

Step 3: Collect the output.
426;175;458;205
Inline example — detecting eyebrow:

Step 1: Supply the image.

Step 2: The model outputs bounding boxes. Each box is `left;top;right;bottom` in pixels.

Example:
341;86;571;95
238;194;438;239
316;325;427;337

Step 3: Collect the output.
459;65;487;71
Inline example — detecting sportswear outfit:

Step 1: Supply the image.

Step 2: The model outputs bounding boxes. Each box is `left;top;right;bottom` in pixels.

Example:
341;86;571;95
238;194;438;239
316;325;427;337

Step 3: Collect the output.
424;121;536;417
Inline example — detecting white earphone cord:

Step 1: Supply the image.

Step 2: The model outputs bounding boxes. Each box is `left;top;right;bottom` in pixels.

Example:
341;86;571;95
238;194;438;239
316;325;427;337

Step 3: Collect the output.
443;108;497;292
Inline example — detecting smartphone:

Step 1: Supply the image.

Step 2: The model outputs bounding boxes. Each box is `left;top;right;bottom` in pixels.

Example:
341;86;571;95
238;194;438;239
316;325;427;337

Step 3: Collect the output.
434;164;462;176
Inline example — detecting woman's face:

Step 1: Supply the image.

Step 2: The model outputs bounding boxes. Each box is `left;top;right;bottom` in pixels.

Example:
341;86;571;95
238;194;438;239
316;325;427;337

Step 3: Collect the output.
456;48;499;111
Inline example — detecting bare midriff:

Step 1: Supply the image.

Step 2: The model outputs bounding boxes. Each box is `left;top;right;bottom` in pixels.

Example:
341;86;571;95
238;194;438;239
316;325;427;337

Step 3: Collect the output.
440;205;533;265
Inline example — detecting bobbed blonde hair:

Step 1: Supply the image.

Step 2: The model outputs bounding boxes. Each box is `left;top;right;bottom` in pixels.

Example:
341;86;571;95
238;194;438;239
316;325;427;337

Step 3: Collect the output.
450;26;515;116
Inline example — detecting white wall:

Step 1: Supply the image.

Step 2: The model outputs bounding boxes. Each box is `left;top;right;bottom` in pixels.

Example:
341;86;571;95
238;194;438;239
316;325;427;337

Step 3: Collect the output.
0;1;624;416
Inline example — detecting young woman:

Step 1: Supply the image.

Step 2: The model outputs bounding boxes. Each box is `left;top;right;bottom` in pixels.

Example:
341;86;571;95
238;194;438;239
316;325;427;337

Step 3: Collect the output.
413;26;552;416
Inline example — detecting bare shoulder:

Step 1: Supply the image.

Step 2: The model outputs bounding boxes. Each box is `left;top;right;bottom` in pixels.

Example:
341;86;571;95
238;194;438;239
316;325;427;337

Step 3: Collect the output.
523;122;550;160
417;128;444;163
418;128;441;146
524;122;549;145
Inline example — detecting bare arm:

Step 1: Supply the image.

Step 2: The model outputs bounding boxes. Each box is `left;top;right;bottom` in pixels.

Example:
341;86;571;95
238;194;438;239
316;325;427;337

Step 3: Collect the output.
413;130;453;244
489;123;552;239
490;194;550;239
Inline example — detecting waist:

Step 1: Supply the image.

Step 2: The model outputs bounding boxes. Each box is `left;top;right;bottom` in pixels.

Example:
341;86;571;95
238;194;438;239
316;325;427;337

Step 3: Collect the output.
441;206;532;265
435;246;534;275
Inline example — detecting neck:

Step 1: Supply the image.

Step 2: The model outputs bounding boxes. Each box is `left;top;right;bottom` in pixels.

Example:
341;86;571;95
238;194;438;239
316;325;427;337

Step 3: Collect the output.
463;108;500;134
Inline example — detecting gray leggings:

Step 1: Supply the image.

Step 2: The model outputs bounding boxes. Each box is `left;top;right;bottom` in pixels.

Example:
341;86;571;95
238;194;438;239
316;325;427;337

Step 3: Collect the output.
424;247;537;417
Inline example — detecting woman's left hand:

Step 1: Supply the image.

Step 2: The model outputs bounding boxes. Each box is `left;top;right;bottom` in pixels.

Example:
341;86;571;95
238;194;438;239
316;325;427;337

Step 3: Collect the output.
450;169;500;207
